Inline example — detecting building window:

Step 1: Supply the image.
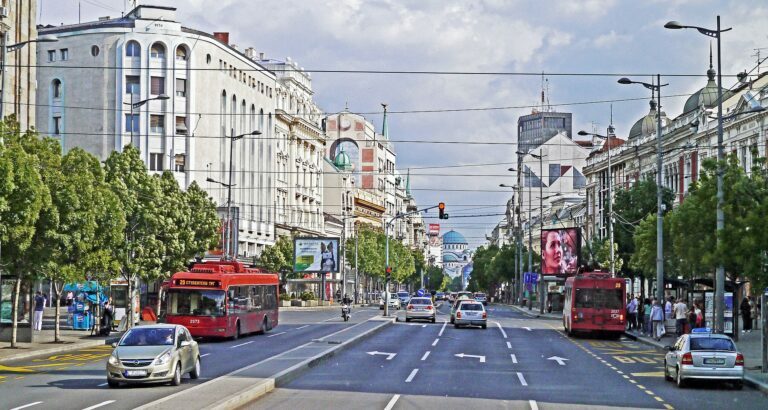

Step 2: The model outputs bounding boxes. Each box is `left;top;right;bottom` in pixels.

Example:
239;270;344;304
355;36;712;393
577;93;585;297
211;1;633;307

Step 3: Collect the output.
174;154;185;172
60;48;69;61
206;54;212;64
150;43;166;59
150;76;165;95
175;78;186;97
91;45;100;57
125;75;140;95
125;114;139;133
175;116;188;135
52;79;62;99
150;115;165;133
149;153;163;171
47;50;56;62
175;47;188;61
53;116;62;135
126;41;140;57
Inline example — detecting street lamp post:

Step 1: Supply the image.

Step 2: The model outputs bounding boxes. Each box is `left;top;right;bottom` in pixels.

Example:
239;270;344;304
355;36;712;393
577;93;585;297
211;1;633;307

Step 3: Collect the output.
665;17;732;333
578;130;614;275
618;76;668;306
0;34;57;121
340;215;358;303
500;181;519;304
528;150;549;314
207;130;261;260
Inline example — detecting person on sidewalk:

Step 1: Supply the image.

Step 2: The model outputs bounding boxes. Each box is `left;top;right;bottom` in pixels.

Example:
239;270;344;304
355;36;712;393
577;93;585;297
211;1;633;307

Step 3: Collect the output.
664;296;673;321
741;296;753;333
650;298;665;341
637;296;645;334
626;295;638;330
643;298;652;336
673;298;687;337
33;291;46;331
694;301;703;328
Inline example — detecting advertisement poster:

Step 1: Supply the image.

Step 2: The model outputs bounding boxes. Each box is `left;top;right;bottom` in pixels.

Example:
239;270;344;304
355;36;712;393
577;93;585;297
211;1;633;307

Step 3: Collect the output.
540;228;581;276
206;206;239;258
293;237;340;273
704;291;733;334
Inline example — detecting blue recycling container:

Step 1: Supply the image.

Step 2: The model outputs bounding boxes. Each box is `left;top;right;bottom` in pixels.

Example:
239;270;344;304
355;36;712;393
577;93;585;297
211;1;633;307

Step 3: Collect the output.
72;313;91;330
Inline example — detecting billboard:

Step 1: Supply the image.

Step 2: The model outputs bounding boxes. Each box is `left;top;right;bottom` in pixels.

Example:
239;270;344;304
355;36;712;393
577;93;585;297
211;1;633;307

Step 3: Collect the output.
428;224;440;236
540;228;580;276
206;206;239;259
293;237;340;273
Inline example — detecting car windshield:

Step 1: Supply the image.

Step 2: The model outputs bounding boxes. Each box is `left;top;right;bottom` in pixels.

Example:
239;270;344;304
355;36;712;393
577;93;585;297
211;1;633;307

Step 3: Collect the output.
475;293;486;297
167;289;226;317
690;337;736;351
410;298;431;305
120;327;175;346
460;303;483;311
398;292;409;297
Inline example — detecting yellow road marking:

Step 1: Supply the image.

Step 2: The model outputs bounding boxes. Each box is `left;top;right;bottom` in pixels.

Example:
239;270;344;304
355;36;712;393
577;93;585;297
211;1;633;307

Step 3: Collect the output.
631;371;664;377
645;390;654;395
629;380;637;384
655;397;664;402
0;365;36;373
664;404;674;409
15;376;25;380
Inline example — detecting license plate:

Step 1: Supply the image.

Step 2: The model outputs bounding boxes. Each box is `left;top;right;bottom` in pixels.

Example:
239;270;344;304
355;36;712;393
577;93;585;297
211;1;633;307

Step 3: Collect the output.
703;358;725;365
125;370;147;377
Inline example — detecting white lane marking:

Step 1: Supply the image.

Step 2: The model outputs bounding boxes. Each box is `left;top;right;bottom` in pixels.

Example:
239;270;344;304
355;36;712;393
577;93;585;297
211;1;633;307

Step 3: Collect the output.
495;322;508;339
296;325;310;330
405;368;419;383
516;372;528;386
82;401;116;410
529;400;539;410
506;341;512;349
200;353;210;358
230;341;254;349
432;338;439;347
523;327;532;331
439;320;447;336
11;402;43;410
511;354;518;364
321;317;336;322
421;351;431;361
421;324;427;328
97;382;108;387
267;331;287;338
384;394;401;410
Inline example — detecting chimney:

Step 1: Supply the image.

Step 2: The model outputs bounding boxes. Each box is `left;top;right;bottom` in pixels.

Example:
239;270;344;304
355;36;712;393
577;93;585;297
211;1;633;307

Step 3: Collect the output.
259;52;265;60
213;32;229;45
245;47;256;59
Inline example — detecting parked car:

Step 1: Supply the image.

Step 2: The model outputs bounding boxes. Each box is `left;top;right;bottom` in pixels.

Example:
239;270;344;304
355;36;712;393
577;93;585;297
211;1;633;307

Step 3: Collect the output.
664;330;744;389
106;324;201;388
379;293;401;310
474;292;487;306
405;297;436;323
454;300;487;329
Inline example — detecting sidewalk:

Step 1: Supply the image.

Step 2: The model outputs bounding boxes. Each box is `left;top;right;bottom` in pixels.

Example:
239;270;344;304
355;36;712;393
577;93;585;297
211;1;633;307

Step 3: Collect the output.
625;326;768;394
0;307;119;363
502;302;562;321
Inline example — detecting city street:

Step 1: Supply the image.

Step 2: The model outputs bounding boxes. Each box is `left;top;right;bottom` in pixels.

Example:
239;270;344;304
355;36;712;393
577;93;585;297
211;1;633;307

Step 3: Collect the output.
0;307;382;410
249;304;768;410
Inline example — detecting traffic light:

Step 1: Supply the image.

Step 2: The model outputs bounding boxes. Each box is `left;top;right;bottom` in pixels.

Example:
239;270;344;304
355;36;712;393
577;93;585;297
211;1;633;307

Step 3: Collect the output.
438;202;448;219
385;266;392;282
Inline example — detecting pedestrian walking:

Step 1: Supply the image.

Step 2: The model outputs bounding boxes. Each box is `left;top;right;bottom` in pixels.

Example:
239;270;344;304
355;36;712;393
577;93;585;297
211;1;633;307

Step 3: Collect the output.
643;298;652;335
650;298;665;341
741;296;752;333
673;298;687;337
33;291;45;331
664;296;673;320
637;297;645;334
627;295;638;330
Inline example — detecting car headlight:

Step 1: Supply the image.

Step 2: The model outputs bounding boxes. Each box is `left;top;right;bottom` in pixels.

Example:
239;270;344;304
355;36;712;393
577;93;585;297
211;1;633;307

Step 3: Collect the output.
108;354;120;366
154;351;172;366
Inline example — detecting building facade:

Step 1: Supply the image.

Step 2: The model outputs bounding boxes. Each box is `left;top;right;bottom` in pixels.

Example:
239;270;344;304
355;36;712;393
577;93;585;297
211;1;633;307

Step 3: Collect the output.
0;0;37;130
517;110;573;157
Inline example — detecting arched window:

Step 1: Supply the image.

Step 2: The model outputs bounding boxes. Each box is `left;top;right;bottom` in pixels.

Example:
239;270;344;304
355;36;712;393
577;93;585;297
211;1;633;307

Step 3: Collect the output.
175;46;188;61
52;79;62;99
150;43;166;59
126;41;140;57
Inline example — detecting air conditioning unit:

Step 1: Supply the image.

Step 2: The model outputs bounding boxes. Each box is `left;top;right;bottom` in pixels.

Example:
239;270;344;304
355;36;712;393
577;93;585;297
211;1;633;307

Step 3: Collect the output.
0;7;9;18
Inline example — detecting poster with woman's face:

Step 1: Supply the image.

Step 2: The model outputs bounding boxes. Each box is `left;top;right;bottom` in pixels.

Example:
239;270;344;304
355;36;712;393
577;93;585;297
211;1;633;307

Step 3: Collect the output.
540;228;580;275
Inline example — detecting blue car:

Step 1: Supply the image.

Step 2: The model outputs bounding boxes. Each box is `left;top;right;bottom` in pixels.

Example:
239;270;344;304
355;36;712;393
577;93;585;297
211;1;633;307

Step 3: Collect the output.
397;291;410;306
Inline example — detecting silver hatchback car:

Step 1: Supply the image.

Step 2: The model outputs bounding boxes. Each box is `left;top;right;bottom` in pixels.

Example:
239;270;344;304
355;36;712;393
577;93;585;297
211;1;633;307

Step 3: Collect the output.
405;297;436;323
454;300;487;329
664;331;744;389
106;324;201;388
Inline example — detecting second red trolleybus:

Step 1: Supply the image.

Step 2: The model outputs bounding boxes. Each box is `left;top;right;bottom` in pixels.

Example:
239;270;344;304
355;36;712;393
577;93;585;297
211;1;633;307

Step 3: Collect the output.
164;260;279;339
563;271;626;338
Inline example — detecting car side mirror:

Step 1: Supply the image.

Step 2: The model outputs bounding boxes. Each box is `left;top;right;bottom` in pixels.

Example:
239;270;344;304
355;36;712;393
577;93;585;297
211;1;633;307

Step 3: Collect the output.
180;340;192;347
111;342;117;348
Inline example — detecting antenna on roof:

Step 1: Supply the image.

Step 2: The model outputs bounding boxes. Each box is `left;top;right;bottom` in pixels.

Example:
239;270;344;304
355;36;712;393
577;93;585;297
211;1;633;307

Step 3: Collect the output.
540;72;552;113
752;47;768;75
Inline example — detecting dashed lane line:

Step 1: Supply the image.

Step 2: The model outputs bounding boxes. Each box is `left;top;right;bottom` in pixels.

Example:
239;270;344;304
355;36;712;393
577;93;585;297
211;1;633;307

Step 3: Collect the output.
432;338;439;347
510;354;518;364
295;325;310;330
405;368;419;383
384;394;400;410
506;341;512;349
81;400;116;410
495;322;508;339
230;341;254;349
421;351;430;361
200;353;211;358
529;400;539;410
267;332;287;338
516;372;528;386
438;321;447;337
97;382;108;387
10;402;43;410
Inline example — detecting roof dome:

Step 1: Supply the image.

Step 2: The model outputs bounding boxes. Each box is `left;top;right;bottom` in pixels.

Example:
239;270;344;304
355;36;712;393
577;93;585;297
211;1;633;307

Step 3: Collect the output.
442;230;467;245
333;149;352;170
683;49;727;114
443;253;460;263
629;99;657;139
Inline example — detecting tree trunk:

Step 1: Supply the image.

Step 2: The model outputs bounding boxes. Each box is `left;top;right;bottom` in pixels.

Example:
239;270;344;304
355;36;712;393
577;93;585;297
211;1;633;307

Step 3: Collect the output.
126;272;134;330
53;281;61;342
156;285;163;323
10;277;21;348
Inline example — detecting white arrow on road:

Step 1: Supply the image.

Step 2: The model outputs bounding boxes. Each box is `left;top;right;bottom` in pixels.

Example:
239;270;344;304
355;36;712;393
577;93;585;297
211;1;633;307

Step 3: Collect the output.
547;356;569;366
367;351;397;360
455;353;486;363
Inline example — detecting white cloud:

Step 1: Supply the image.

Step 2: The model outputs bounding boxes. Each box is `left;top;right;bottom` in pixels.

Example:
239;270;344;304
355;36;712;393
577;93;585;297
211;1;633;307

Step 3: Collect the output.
593;30;632;48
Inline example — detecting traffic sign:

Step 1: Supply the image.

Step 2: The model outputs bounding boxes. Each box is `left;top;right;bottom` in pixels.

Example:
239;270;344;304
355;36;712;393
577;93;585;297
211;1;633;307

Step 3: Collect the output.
416;289;425;297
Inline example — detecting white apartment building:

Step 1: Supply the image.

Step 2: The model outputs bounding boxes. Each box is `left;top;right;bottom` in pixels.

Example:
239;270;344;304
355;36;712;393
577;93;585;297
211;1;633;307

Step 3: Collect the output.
35;5;278;256
1;0;37;130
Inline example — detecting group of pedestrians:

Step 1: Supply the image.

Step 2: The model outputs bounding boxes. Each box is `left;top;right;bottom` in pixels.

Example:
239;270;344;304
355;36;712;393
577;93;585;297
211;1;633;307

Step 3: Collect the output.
626;294;704;341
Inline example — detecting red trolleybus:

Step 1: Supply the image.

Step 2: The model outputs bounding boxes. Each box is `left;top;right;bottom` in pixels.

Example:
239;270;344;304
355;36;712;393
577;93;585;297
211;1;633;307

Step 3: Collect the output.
563;271;626;338
165;260;279;339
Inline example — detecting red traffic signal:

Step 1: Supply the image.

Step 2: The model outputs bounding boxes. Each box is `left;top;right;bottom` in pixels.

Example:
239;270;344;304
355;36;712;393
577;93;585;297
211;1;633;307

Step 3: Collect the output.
386;266;392;274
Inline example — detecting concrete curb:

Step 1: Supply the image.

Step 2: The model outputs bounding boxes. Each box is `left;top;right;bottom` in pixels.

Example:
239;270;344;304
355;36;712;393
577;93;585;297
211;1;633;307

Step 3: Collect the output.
625;331;768;394
207;317;394;410
0;337;115;363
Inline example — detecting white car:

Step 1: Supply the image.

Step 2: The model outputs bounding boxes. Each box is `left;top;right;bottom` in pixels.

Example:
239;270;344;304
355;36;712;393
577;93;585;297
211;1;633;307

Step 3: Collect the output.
379;293;401;310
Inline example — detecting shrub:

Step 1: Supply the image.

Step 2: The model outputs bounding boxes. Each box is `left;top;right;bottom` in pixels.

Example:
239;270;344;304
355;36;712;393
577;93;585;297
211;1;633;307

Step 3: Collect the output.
300;291;315;301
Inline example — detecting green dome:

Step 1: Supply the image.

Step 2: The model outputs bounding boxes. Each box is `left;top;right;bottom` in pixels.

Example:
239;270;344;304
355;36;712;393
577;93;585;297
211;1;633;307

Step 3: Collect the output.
334;150;352;170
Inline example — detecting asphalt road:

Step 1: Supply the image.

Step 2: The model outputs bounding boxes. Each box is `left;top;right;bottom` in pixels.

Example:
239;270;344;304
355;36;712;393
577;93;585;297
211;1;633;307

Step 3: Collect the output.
249;303;768;410
0;306;381;410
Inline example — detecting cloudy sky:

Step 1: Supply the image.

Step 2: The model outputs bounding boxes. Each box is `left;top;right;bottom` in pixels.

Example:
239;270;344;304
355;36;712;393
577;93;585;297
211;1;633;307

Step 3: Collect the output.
41;0;768;248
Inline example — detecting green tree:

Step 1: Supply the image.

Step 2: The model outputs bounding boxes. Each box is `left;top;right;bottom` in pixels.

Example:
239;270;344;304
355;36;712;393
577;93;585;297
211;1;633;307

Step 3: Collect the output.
260;236;295;292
